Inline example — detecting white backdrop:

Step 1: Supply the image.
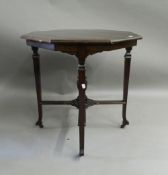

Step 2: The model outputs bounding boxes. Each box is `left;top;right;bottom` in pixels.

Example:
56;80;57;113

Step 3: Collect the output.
0;0;168;174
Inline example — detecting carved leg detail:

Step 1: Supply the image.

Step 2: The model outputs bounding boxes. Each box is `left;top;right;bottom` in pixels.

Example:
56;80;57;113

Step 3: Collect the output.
121;47;132;129
77;48;87;156
77;95;87;126
32;47;43;128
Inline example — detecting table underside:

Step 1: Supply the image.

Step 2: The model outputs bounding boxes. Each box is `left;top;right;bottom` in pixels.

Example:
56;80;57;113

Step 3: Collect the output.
26;39;137;56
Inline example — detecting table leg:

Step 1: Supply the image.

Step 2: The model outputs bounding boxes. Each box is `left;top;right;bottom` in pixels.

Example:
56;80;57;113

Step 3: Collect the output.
121;47;132;128
77;48;87;156
32;47;43;128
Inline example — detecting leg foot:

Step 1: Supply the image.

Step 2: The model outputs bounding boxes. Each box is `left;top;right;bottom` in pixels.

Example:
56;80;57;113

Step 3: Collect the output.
79;125;85;156
79;149;84;156
35;120;44;128
120;120;129;128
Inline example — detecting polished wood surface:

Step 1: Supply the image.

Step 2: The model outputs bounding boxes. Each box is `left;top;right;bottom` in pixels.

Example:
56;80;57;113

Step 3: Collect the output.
21;29;142;43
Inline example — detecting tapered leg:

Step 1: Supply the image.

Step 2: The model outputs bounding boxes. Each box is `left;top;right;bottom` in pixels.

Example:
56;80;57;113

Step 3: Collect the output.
121;47;132;128
77;47;87;156
77;93;87;126
32;47;43;128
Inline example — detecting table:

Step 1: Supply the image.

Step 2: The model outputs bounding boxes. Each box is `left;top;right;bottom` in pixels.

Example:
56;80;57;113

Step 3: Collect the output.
21;29;142;156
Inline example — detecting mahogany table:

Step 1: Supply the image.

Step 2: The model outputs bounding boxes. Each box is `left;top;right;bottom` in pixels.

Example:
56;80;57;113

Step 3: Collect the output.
21;29;142;156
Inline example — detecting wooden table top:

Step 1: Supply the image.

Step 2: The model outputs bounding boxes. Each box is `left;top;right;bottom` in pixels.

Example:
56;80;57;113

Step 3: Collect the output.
21;29;142;44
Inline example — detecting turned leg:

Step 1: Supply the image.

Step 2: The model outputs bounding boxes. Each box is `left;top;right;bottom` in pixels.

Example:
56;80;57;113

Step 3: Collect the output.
121;47;132;128
77;48;87;156
77;88;87;127
32;47;43;128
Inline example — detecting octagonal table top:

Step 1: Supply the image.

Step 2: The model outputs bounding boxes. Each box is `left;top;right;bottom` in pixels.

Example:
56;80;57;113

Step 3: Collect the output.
21;29;142;44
